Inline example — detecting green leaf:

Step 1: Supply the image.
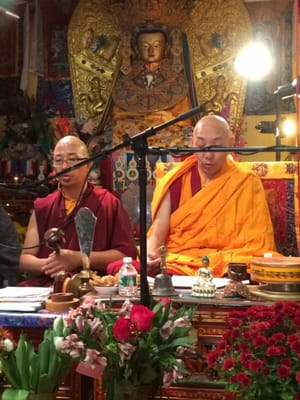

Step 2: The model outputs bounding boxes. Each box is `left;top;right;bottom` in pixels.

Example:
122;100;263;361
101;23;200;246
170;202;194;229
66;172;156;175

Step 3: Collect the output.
1;388;31;400
37;338;51;375
0;353;20;388
37;374;57;393
30;353;40;392
15;334;34;389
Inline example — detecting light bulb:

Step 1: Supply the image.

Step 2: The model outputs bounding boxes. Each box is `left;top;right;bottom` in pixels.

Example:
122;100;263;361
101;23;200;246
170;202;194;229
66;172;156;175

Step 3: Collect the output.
234;42;272;80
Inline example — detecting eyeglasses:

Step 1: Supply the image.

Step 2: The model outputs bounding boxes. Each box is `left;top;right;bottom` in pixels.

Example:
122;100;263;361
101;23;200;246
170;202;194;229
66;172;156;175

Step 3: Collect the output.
52;157;87;167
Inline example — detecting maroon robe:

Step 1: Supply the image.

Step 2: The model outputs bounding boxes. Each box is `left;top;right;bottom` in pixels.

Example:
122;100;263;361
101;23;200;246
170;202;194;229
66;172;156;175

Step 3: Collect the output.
20;183;137;286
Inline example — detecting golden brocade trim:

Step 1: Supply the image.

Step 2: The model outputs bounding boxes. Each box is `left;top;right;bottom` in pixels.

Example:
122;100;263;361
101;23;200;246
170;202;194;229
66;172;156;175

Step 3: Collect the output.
194;310;228;325
197;327;225;338
251;267;300;282
237;161;298;179
111;0;191;31
162;386;227;399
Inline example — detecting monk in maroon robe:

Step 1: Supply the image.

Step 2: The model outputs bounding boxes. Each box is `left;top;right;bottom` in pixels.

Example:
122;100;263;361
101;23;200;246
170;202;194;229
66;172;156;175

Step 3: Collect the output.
19;136;136;286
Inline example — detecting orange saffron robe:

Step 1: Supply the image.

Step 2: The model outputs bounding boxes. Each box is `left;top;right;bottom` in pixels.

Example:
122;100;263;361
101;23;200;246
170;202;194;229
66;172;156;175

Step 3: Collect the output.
148;155;278;277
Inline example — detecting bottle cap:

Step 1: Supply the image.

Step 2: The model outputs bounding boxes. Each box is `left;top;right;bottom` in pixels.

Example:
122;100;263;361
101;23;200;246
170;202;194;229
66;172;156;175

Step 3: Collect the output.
123;257;133;263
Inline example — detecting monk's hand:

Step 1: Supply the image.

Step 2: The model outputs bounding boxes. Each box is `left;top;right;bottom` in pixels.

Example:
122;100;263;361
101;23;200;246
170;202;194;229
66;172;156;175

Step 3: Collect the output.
147;251;161;276
42;250;81;277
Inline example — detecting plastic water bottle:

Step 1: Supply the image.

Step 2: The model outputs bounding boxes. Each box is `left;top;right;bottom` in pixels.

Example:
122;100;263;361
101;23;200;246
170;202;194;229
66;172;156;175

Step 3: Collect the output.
118;257;138;297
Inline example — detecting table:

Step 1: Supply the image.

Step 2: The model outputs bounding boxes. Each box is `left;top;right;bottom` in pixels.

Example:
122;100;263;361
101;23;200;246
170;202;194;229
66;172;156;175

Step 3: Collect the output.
0;292;275;400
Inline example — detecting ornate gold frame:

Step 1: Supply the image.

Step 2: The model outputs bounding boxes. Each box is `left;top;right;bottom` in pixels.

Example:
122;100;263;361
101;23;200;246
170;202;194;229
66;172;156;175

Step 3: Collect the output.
68;0;252;141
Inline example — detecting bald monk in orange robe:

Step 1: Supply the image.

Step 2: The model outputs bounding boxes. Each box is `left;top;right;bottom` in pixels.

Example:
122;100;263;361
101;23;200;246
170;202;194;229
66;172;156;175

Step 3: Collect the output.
147;115;279;277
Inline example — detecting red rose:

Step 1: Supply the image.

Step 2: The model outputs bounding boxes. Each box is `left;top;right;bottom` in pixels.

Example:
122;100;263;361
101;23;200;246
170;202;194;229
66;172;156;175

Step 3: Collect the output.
113;317;133;341
130;304;155;332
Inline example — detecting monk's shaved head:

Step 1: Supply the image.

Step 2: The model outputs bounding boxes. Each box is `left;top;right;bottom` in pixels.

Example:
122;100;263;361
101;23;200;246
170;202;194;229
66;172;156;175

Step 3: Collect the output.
54;135;89;158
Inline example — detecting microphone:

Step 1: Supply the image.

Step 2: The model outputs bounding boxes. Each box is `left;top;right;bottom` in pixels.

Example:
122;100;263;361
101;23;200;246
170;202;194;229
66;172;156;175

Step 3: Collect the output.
126;104;205;145
21;183;50;198
175;105;205;122
0;182;50;198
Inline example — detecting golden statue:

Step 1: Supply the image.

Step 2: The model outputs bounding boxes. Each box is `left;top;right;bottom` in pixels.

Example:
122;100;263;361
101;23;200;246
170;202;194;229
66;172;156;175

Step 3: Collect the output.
68;0;251;148
110;24;193;147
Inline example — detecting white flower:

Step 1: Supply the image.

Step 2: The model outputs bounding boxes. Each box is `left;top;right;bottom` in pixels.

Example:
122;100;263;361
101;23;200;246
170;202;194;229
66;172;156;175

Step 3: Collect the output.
53;336;65;351
3;338;14;352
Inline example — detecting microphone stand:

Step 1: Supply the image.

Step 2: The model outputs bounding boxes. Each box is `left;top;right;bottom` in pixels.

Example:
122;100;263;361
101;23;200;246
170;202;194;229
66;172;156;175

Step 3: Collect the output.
115;105;203;307
6;105;202;307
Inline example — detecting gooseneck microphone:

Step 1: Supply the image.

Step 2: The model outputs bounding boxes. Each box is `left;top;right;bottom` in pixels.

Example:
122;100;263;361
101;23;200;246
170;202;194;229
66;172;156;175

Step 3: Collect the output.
122;104;205;147
0;181;50;198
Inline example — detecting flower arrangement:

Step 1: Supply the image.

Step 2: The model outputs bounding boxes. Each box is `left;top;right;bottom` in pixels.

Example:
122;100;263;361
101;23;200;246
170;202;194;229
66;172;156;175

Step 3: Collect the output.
207;301;300;400
0;327;73;400
53;298;196;400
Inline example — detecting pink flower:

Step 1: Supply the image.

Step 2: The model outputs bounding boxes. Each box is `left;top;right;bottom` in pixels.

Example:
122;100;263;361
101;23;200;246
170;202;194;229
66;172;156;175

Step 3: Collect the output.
163;365;183;387
118;342;136;362
84;348;107;370
118;299;133;317
160;320;173;340
174;316;191;328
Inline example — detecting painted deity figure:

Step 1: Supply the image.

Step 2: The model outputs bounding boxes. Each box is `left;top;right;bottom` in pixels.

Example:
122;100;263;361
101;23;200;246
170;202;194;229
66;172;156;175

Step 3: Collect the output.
108;25;193;147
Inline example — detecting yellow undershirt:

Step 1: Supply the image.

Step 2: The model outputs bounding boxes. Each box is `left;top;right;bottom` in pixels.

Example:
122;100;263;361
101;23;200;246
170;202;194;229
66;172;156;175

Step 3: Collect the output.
61;191;77;215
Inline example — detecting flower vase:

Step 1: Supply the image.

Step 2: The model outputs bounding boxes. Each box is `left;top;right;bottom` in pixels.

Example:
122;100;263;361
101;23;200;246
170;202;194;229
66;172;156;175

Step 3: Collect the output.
1;390;56;400
121;384;154;400
28;394;56;400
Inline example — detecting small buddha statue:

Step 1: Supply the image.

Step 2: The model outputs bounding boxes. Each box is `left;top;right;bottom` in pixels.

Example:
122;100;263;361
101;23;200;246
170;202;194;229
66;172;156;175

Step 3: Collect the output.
192;256;216;298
